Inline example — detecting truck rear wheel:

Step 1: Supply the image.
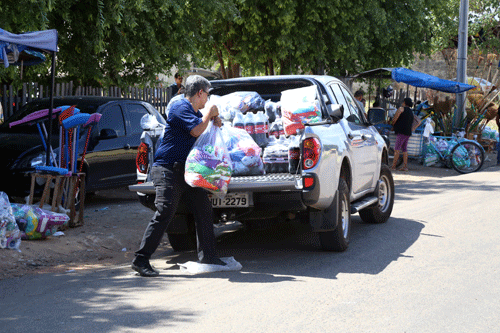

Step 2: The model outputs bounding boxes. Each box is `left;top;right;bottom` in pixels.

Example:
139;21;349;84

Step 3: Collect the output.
359;164;394;224
318;177;351;252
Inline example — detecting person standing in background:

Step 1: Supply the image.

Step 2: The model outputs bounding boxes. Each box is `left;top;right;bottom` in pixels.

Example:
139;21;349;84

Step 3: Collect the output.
391;97;414;172
169;73;184;97
354;90;365;112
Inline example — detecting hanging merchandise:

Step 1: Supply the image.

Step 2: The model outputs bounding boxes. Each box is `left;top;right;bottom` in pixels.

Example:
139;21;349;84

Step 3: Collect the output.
185;123;232;196
0;192;21;251
221;126;265;176
280;86;322;135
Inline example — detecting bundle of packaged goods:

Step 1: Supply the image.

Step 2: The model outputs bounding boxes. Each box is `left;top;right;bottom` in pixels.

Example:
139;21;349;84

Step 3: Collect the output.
221;126;265;176
262;135;293;174
188;86;321;182
10;204;69;240
280;86;322;136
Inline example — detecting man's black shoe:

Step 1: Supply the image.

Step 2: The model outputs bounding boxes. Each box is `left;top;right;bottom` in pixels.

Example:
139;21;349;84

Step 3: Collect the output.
132;262;160;277
198;257;227;266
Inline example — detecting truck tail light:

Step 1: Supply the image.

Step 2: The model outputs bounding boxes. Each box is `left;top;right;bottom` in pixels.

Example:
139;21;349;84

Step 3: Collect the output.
302;138;321;170
136;142;149;174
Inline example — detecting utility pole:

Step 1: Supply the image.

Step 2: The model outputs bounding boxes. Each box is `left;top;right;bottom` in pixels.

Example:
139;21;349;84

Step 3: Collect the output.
455;0;469;128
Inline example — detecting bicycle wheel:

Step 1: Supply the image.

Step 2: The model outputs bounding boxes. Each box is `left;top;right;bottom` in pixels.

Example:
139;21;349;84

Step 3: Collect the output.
450;140;484;174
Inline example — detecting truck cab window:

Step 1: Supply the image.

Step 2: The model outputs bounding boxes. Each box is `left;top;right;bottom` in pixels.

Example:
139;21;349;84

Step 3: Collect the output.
99;105;126;136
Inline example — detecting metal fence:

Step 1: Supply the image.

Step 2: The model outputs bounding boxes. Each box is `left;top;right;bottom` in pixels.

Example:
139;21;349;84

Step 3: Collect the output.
0;81;173;122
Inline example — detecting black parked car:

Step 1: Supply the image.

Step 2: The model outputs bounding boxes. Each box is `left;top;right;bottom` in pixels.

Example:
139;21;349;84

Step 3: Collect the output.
0;96;166;199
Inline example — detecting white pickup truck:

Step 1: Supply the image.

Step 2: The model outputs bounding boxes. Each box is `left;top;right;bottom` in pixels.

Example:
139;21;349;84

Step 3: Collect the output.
129;75;394;252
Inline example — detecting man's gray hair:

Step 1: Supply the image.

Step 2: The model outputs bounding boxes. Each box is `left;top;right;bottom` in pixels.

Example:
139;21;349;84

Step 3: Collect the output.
185;75;211;98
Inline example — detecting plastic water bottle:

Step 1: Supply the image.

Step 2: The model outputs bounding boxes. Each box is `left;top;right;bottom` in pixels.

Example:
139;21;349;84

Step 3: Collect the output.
233;112;245;130
255;111;268;148
275;116;285;137
244;112;256;141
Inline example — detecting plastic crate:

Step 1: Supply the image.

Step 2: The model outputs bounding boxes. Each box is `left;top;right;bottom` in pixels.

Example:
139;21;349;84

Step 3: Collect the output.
389;131;424;157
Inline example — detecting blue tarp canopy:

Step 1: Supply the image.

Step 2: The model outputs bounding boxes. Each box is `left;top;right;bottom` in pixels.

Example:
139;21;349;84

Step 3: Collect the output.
0;28;57;68
391;67;476;94
352;67;477;94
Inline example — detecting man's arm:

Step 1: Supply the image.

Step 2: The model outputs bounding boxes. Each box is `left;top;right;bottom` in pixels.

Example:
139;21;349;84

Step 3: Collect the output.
391;107;403;125
190;105;219;137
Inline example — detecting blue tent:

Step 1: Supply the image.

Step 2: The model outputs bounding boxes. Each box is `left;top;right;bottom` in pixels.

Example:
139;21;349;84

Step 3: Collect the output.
391;67;476;94
0;28;57;68
0;28;59;166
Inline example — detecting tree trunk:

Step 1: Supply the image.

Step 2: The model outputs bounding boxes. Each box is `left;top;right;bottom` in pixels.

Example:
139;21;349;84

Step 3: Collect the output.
268;58;274;75
216;49;227;79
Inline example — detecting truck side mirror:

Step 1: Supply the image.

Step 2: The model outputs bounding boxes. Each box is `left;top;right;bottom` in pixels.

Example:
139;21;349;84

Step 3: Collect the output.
328;104;344;121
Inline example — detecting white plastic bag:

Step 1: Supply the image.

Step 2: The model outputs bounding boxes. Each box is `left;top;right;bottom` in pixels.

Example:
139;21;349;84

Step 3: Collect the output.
178;257;242;274
185;123;232;196
0;192;21;251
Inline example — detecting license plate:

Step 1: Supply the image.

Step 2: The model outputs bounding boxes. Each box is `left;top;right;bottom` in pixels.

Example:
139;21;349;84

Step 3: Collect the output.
209;192;250;208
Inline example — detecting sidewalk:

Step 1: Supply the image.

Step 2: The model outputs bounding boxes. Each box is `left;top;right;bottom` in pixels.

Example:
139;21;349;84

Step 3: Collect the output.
390;151;499;182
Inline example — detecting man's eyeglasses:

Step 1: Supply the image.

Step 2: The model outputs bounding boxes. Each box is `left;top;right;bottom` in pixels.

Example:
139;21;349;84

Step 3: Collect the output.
203;90;211;98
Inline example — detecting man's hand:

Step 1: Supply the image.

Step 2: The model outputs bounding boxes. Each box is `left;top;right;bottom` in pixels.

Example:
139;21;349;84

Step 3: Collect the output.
213;116;222;127
208;104;219;119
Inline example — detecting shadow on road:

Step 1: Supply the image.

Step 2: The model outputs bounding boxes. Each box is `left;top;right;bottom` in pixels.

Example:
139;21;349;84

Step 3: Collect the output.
0;215;424;332
162;215;425;283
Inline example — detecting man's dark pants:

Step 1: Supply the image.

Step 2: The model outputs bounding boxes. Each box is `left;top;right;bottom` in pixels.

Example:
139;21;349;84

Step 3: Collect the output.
135;163;217;262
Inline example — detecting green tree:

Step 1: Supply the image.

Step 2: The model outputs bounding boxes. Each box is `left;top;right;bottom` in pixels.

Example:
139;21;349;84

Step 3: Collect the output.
1;0;235;87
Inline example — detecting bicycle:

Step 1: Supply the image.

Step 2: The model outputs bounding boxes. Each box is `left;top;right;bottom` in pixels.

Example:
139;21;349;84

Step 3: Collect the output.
421;131;485;174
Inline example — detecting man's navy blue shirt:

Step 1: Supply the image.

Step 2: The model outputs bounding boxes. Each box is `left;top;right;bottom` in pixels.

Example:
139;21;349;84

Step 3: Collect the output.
153;98;202;166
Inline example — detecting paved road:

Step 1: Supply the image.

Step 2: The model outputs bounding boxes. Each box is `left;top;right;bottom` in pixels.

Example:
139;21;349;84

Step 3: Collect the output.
1;167;499;333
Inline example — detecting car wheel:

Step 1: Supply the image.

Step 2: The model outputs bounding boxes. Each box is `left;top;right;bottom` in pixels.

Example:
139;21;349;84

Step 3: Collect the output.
167;232;197;252
359;164;394;224
318;177;351;252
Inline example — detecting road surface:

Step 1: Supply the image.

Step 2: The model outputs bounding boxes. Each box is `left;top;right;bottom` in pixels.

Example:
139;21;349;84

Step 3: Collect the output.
1;167;499;332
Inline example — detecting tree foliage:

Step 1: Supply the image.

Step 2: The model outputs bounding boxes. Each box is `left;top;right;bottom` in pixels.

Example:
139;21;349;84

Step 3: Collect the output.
1;0;496;86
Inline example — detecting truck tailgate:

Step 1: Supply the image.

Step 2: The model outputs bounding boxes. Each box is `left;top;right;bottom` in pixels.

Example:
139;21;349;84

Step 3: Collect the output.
129;173;301;194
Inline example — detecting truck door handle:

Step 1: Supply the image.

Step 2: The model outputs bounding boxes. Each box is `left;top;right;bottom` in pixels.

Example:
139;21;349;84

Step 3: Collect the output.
348;133;354;140
361;135;367;141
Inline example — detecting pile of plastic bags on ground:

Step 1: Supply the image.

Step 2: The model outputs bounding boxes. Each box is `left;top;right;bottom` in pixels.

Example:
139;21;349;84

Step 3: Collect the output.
1;191;70;251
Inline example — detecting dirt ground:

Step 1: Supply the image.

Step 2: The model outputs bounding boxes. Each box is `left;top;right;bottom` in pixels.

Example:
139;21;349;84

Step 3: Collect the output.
1;151;498;280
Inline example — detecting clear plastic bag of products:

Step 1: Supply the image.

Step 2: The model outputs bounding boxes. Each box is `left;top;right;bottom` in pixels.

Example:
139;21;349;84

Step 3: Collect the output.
280;86;322;135
185;122;232;196
221;126;265;176
217;92;265;121
0;192;21;251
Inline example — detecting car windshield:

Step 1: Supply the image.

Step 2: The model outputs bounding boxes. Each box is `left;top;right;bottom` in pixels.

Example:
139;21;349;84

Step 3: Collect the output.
0;101;100;134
